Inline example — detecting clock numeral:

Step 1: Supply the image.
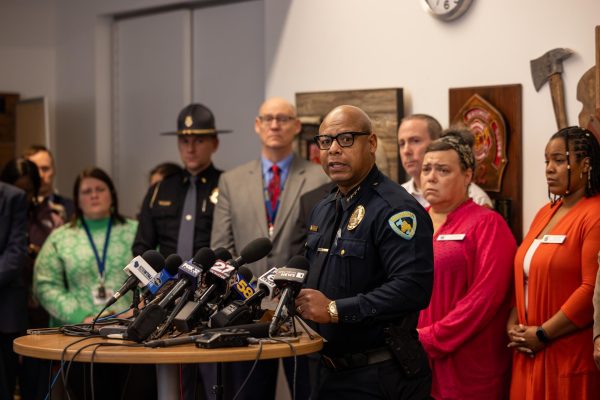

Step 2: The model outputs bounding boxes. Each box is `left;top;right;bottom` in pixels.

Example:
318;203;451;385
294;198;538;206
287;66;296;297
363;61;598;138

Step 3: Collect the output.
444;0;450;10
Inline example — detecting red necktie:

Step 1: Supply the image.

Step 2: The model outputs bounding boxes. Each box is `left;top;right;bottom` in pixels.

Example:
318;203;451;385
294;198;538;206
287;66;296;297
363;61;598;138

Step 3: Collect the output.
268;165;281;212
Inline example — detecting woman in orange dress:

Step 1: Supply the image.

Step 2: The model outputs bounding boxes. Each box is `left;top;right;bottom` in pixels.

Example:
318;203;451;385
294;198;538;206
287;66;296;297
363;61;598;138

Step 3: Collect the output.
508;126;600;399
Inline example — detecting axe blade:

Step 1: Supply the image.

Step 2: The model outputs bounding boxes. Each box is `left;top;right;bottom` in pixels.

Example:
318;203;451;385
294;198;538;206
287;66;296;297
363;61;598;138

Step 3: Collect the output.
530;48;573;91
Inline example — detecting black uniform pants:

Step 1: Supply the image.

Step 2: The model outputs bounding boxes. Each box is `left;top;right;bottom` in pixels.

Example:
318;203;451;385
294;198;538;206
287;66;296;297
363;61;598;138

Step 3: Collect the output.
312;358;432;400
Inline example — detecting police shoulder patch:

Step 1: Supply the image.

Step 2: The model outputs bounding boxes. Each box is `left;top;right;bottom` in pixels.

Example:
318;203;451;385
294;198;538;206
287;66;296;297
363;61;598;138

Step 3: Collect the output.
388;211;417;240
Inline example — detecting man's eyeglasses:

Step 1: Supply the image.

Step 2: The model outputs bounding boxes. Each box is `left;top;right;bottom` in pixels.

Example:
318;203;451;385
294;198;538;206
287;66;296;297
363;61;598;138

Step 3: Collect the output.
313;132;370;150
257;115;296;124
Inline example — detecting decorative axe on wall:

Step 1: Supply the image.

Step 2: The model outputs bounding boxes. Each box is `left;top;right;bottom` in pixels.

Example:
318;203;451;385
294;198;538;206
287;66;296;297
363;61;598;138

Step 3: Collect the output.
530;48;573;130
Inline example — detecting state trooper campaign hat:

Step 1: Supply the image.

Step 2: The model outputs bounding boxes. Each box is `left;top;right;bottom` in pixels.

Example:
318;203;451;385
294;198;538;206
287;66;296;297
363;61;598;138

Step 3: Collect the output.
161;103;232;136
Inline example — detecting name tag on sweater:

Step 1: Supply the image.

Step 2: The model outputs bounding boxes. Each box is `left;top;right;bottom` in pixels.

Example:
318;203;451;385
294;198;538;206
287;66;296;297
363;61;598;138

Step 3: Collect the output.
437;234;465;241
541;234;566;244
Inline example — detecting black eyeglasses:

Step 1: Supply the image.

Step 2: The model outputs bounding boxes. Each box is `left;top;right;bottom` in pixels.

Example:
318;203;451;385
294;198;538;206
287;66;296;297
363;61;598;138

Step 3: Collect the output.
314;131;370;150
257;115;296;124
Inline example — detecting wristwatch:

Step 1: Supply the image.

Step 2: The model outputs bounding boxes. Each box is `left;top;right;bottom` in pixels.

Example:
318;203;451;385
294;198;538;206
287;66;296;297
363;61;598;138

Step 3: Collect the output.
536;326;550;343
327;301;339;323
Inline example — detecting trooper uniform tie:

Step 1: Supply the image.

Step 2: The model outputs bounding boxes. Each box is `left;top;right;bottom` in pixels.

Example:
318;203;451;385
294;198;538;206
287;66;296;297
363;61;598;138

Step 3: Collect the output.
177;175;198;260
266;165;281;237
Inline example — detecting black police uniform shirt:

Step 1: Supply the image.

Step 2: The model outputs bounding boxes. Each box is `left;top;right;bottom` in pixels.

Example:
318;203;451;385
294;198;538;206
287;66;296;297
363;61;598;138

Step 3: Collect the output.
133;164;221;258
305;165;434;356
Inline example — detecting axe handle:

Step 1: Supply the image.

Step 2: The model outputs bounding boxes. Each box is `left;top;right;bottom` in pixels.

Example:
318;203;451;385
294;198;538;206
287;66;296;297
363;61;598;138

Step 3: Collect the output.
549;73;568;129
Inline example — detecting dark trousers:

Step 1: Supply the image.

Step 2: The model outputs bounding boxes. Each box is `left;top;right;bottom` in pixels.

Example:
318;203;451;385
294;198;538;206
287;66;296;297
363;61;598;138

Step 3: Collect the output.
19;357;51;400
0;332;19;400
188;356;310;400
60;363;158;400
312;358;432;400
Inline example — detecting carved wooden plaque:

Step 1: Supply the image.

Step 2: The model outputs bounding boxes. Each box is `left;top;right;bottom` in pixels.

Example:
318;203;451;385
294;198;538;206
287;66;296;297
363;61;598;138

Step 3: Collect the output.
450;85;523;242
295;88;404;182
452;94;508;192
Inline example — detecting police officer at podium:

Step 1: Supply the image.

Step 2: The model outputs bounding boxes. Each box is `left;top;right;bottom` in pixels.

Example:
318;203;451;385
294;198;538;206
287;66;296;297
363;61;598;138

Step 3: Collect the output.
295;105;434;399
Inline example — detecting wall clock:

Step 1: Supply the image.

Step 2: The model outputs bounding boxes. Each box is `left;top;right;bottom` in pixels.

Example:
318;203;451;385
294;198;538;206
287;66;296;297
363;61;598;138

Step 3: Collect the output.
422;0;473;21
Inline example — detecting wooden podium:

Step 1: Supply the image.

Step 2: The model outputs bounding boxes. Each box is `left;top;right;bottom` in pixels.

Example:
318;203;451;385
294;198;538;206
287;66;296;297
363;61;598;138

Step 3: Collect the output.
14;333;323;399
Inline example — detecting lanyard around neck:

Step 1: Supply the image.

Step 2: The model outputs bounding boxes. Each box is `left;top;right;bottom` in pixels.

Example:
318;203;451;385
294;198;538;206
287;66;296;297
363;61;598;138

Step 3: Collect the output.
81;218;113;281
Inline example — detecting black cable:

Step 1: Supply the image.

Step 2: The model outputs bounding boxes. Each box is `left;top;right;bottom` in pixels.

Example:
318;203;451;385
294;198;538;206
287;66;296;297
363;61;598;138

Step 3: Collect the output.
232;341;263;400
265;337;297;400
60;336;98;400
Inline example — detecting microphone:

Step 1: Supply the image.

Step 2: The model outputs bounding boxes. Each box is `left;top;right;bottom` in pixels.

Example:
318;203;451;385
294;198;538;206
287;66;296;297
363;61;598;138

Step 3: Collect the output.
209;266;280;328
142;254;182;300
173;238;273;332
213;247;233;262
104;250;165;308
268;256;309;336
197;237;272;306
228;266;256;302
157;248;216;309
126;248;216;342
256;267;280;301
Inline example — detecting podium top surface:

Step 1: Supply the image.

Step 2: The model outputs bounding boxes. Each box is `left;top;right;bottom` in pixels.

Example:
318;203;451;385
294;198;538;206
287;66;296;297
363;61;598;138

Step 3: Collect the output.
14;333;323;364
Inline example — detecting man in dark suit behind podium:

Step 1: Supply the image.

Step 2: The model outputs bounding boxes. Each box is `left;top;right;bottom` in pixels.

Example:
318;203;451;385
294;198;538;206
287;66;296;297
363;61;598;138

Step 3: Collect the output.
0;182;28;400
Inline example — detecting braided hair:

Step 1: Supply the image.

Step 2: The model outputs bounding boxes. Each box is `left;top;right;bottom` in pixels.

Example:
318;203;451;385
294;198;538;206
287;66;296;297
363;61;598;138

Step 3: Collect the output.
549;126;600;200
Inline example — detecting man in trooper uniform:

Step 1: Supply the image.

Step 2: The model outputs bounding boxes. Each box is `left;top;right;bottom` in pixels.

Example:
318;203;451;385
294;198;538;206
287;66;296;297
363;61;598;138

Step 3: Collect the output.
133;103;228;399
295;105;434;399
133;103;228;260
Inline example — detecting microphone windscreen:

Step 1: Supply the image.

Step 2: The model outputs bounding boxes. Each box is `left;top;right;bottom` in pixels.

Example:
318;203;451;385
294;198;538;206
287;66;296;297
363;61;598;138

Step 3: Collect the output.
214;247;233;262
193;248;217;270
238;266;254;282
286;255;310;270
142;250;166;272
164;254;183;275
240;238;272;264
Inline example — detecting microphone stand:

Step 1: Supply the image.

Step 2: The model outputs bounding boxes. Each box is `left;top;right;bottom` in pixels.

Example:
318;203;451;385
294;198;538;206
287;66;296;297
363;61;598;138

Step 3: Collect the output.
131;287;141;317
152;287;193;340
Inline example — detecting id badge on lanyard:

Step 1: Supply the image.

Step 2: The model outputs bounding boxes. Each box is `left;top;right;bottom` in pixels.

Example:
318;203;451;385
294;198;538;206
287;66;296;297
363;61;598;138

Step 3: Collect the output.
82;219;114;305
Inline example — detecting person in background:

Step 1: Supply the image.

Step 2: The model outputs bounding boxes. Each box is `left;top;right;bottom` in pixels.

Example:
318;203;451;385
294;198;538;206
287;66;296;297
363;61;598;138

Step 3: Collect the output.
397;114;492;208
133;103;227;399
508;126;600;399
211;97;329;399
417;130;516;399
133;103;226;260
0;181;28;400
0;158;49;400
148;162;183;186
34;167;154;399
296;105;433;399
23;145;74;225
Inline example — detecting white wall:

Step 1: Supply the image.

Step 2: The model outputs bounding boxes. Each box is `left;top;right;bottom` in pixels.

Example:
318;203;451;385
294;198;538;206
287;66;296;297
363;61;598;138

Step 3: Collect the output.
0;0;56;156
264;0;600;233
1;0;599;234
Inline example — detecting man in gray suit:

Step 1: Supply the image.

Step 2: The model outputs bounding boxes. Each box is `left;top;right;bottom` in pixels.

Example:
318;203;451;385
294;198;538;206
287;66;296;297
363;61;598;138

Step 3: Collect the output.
211;97;329;275
210;97;329;399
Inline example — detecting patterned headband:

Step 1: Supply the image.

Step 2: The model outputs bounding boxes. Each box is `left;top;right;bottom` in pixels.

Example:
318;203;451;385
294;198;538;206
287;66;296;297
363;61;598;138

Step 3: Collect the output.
438;134;475;171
